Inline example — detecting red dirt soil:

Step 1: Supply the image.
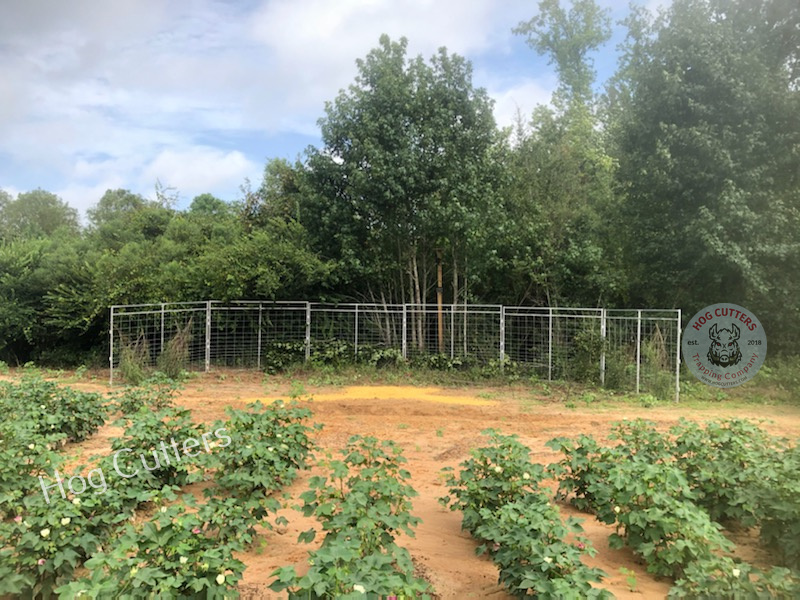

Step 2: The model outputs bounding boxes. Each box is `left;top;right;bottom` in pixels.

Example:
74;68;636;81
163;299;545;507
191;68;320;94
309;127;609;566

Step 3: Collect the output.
54;373;800;598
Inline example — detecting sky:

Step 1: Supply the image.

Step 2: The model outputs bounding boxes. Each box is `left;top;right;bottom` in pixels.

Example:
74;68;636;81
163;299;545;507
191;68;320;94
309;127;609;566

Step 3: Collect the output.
0;0;642;216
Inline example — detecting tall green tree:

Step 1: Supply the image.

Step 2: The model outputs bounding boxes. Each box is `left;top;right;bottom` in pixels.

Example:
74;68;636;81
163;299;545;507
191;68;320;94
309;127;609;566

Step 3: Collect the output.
0;189;79;239
612;0;800;350
514;0;611;108
502;0;622;306
302;35;501;310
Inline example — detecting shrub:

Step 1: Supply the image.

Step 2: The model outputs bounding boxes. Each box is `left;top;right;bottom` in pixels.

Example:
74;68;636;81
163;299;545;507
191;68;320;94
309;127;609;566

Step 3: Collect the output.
473;495;611;599
201;400;319;496
440;429;546;534
57;498;246;599
110;406;203;490
442;430;608;598
111;373;181;415
0;377;107;443
272;436;432;598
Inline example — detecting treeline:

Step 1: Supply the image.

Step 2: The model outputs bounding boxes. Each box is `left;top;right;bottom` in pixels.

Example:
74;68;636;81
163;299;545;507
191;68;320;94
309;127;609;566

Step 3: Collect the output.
1;0;798;364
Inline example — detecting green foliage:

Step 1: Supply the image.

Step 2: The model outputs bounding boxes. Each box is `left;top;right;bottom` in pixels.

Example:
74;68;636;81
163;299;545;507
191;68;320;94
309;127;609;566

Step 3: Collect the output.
547;417;800;592
0;489;103;598
201;400;319;496
262;341;307;374
669;556;800;599
57;498;246;599
613;0;800;351
440;429;546;533
670;418;786;526
112;373;181;414
0;376;106;444
473;497;611;599
272;435;432;598
441;429;609;598
110;406;202;489
757;444;800;570
514;0;611;106
303;34;501;307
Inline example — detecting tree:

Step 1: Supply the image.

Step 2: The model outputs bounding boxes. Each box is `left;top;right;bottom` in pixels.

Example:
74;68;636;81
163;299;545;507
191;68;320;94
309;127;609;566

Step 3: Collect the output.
514;0;611;108
502;0;622;306
0;189;79;239
302;35;501;315
613;0;800;351
189;193;231;218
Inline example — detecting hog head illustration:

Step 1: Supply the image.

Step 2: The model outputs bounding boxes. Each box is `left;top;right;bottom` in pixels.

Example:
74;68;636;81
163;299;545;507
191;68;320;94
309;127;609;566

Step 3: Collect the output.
707;323;743;367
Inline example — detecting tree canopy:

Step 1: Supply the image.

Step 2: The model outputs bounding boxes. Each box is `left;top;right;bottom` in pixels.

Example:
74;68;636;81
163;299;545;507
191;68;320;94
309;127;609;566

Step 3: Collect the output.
1;0;798;363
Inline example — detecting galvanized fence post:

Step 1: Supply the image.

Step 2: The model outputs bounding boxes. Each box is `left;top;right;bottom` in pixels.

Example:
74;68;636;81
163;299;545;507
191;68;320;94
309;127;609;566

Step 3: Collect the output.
600;308;607;386
449;305;454;359
305;302;311;362
635;309;642;394
160;303;166;355
109;306;115;386
499;306;506;369
548;307;553;381
257;303;263;370
205;301;212;373
402;304;408;360
354;304;359;358
675;309;682;402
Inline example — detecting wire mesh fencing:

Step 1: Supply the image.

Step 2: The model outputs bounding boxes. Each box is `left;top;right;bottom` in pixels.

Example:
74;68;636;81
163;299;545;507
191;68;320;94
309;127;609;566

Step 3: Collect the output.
110;301;681;399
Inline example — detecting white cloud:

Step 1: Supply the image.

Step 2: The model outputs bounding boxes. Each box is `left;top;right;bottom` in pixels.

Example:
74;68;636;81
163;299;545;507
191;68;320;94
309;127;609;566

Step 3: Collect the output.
139;147;260;201
488;77;557;131
57;179;127;220
0;0;562;214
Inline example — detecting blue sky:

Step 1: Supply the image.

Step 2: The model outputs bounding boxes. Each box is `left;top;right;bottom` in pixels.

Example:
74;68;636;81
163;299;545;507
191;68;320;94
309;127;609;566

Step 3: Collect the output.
0;0;645;216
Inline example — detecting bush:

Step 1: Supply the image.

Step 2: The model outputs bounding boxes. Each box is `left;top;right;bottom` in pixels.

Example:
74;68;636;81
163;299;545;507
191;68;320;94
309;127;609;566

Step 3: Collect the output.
57;498;246;599
201;400;319;496
441;429;609;598
0;376;106;443
272;436;431;598
111;373;181;414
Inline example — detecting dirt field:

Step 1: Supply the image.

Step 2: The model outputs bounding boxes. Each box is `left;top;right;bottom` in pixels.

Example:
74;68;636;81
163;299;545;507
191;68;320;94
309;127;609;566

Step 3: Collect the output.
62;373;800;599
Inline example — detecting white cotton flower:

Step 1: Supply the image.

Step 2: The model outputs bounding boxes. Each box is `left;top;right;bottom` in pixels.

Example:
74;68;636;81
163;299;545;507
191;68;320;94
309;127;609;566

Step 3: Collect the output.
61;517;71;526
614;506;621;514
160;506;167;513
353;584;366;594
28;444;35;450
179;556;188;564
72;498;81;506
732;568;741;578
522;472;530;480
494;466;503;474
216;574;226;585
40;528;50;538
543;556;553;564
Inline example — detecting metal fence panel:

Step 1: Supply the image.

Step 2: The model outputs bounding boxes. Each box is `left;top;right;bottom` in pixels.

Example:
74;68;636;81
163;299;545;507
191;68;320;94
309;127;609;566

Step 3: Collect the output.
109;301;681;399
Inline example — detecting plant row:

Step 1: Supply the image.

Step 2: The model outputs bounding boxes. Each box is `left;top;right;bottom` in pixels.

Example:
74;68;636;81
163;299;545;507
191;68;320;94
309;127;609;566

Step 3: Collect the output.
440;429;612;598
0;376;319;598
271;435;432;598
547;418;800;597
